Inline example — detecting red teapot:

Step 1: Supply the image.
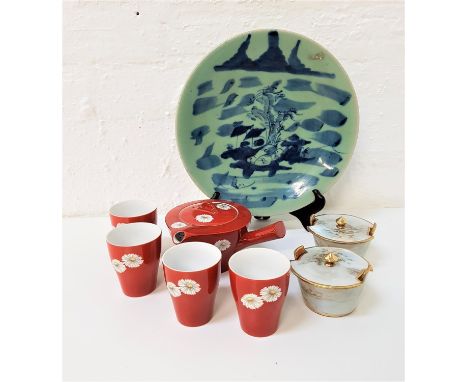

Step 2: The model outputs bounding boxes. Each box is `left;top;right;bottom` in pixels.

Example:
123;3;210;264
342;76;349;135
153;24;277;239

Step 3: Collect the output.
165;199;286;272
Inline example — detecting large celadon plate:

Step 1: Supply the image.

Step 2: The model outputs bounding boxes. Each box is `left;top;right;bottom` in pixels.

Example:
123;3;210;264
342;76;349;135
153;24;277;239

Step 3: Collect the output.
176;30;358;216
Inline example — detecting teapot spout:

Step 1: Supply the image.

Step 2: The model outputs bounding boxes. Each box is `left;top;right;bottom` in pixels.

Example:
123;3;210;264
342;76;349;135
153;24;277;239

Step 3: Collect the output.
172;231;186;244
237;221;286;251
171;230;196;244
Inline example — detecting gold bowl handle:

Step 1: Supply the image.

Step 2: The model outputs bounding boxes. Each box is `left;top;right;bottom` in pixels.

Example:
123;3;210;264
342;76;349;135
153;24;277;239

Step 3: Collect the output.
293;245;306;260
310;214;317;226
368;222;377;236
357;264;374;282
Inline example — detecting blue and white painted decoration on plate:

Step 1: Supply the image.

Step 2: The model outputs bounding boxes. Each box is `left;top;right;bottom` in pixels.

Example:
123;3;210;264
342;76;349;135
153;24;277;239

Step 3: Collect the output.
176;30;358;216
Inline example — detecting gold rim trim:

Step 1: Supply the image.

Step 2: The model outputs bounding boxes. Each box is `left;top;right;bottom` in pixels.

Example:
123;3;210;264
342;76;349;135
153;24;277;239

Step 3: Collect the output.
291;246;373;289
308;227;375;244
292;267;365;289
308;306;356;318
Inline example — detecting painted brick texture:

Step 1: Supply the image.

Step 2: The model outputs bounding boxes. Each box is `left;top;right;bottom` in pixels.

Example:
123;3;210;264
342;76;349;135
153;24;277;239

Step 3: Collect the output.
63;0;404;216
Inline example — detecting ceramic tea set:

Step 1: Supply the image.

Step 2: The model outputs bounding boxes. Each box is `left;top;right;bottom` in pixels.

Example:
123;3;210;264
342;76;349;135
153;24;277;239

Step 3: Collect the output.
105;29;377;337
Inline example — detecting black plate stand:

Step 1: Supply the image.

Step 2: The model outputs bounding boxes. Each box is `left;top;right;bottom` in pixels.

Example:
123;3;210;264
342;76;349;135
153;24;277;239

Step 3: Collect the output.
210;189;326;230
288;189;326;229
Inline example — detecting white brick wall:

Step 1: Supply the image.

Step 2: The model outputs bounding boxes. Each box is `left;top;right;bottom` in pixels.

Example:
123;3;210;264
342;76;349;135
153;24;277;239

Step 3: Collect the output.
63;0;404;216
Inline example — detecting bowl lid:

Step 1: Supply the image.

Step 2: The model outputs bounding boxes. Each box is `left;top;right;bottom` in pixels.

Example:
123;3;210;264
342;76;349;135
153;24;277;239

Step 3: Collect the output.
308;213;376;244
291;246;372;287
165;199;251;235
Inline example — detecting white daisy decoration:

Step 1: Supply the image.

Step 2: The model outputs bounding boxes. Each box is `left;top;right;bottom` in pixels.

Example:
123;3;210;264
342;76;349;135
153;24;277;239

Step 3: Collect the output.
178;279;201;295
195;214;214;223
171;221;187;229
121;253;144;268
166;282;181;297
260;285;282;302
216;203;232;210
241;294;264;310
112;259;126;273
214;239;231;252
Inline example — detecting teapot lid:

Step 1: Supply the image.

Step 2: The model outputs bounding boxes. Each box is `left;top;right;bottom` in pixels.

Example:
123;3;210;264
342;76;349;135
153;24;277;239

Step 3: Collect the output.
291;246;372;288
308;213;377;244
165;199;252;236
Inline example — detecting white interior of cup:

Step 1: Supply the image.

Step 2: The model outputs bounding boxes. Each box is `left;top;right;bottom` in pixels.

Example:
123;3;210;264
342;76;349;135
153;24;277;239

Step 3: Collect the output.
107;222;162;247
110;200;156;218
162;242;221;272
229;248;290;280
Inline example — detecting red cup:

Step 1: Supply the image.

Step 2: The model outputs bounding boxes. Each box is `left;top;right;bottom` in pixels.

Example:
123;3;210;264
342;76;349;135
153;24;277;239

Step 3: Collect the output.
106;222;162;297
109;200;157;227
162;242;222;327
229;248;290;337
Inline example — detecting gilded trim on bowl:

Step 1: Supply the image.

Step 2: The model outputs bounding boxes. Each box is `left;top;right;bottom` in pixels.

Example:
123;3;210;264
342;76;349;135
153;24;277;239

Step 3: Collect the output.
308;305;356;318
307;213;376;245
290;246;373;289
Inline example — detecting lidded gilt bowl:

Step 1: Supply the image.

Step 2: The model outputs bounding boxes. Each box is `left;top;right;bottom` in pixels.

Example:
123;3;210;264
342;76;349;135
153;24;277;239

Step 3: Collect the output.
308;214;377;257
291;246;373;317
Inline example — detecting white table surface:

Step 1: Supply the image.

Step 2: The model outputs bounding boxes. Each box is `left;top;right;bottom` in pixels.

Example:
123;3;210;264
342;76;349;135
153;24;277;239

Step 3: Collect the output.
63;208;404;381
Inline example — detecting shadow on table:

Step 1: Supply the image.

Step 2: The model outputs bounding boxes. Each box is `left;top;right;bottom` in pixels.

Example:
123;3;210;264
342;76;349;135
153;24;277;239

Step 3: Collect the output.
161;236;174;253
211;285;236;323
276;293;310;334
351;285;379;317
147;266;168;295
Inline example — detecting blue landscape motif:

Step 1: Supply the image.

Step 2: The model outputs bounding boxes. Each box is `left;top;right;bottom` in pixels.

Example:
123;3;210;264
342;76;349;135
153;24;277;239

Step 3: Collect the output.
189;31;352;209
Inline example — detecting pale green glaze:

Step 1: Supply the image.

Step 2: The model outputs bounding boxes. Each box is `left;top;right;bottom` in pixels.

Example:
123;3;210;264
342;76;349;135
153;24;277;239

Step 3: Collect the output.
176;30;358;216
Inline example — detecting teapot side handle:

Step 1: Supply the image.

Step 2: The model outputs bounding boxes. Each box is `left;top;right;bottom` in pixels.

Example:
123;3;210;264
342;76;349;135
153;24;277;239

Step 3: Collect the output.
236;221;286;251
